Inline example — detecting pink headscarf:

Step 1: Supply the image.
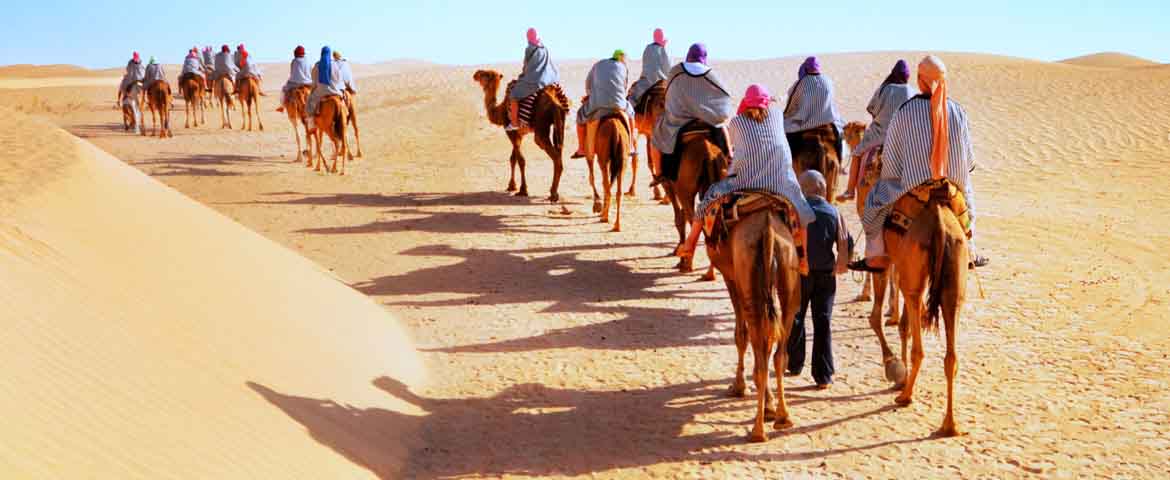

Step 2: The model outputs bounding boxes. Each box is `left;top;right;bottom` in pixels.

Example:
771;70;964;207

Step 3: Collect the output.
526;28;541;46
653;28;667;47
737;84;771;115
132;52;140;63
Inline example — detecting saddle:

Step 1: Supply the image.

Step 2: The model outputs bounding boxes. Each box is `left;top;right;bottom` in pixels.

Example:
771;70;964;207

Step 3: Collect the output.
506;81;569;124
860;146;884;188
885;178;972;237
660;121;730;182
634;80;665;116
703;190;808;273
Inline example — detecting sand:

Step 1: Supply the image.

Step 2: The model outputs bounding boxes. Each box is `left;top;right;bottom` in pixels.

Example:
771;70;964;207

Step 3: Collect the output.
2;51;1169;478
1059;52;1161;68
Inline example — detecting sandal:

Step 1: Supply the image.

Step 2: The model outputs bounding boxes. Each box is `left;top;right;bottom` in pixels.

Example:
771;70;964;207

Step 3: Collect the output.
836;191;855;201
570;151;586;159
969;255;990;269
848;259;887;273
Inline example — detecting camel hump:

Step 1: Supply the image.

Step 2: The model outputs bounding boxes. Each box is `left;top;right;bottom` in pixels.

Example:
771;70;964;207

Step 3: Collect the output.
541;83;570;112
885;179;972;237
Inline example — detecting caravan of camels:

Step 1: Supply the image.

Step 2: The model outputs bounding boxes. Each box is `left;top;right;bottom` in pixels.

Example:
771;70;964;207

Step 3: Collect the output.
116;28;983;443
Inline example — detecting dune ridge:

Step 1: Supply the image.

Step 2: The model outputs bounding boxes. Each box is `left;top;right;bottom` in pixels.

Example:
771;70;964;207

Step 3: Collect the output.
1060;51;1161;68
0;107;425;478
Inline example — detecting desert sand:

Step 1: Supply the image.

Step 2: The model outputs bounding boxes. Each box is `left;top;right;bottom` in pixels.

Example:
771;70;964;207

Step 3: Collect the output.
1;51;1168;478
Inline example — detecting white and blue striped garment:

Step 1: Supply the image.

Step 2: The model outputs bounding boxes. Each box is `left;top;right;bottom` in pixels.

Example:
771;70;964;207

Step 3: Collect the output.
181;56;204;77
628;43;671;102
854;83;917;155
861;96;976;235
783;74;843;134
696;108;815;226
143;63;166;87
651;63;734;154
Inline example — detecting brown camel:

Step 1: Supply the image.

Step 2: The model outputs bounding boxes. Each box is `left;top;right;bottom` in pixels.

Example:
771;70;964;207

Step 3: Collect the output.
310;95;351;174
179;74;206;128
708;204;800;442
213;75;235;129
236;76;264;132
791;126;841;203
146;81;173;138
343;91;363;158
883;185;969;437
590;115;631;231
631;82;668;202
472;70;568;201
284;85;313;164
665;129;727;279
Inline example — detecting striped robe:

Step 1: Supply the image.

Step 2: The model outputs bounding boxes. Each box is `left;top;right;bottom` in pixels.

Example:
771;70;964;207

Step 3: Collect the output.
651;63;733;155
338;59;356;92
213;51;239;82
783;74;842;134
584;58;631;121
509;44;559;100
119;60;145;92
201;50;213;69
284;57;313;88
854;83;917;156
181;56;204;77
696;109;815;226
861;96;975;235
143;63;166;88
628;43;670;102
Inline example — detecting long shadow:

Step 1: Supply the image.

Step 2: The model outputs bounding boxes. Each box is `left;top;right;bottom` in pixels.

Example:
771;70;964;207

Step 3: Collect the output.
70;122;136;139
249;377;934;479
134;152;278;168
294;209;589;237
243;190;539;209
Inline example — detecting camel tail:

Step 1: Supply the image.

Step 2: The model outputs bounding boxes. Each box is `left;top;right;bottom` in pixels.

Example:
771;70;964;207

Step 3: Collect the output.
754;213;780;326
924;202;961;332
332;104;345;139
608;119;626;184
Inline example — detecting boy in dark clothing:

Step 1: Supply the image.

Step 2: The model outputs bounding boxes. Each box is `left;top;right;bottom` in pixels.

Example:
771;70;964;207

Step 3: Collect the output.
787;170;850;388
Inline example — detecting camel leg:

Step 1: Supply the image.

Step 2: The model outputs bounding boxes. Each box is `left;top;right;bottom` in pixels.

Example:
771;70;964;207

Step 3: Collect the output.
895;295;925;406
678;193;697;273
748;326;771;443
613;155;624;232
505;135;519;192
626;132;639;197
857;273;874;302
869;269;905;386
549;153;563;203
291;117;303;164
349;111;361;157
587;153;602;213
314;131;325;172
938;293;961;437
887;266;902;325
339;124;350;175
726;279;748;397
773;273;798;431
256;97;264;132
599;161;611;224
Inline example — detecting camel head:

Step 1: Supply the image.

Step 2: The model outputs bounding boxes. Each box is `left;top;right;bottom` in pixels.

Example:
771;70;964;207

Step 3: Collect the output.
473;69;503;92
843;121;867;150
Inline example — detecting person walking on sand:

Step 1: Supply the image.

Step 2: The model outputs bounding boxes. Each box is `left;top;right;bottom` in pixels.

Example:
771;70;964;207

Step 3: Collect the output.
786;170;850;389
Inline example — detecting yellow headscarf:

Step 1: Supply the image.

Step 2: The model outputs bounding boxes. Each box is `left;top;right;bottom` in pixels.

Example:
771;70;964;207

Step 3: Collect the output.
918;55;948;179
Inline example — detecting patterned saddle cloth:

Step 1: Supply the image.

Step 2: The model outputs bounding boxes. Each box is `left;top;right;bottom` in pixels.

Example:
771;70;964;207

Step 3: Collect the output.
506;81;569;125
859;146;883;188
634;80;665;116
704;190;808;273
660;121;730;181
885;178;972;237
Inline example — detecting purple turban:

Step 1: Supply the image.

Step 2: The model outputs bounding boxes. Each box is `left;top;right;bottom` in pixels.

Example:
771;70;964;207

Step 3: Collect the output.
882;59;910;86
799;56;820;79
686;43;707;65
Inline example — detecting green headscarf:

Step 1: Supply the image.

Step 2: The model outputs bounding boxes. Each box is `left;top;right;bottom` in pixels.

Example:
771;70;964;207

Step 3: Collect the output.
612;49;625;62
148;56;156;65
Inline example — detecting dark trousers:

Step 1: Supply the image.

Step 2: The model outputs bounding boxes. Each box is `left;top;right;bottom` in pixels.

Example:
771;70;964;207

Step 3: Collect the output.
786;271;836;385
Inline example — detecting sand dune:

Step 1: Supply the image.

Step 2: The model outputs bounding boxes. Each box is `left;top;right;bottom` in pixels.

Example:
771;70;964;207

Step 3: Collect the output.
0;108;425;478
1060;52;1161;68
1;49;1169;477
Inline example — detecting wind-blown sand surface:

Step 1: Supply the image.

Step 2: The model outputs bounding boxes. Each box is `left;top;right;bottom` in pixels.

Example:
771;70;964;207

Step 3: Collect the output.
2;51;1169;477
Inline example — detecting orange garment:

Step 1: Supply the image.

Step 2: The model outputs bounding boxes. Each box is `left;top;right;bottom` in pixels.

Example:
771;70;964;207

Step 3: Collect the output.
918;56;948;179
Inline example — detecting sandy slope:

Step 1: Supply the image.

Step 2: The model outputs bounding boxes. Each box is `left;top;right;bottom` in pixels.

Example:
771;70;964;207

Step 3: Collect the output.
2;51;1170;478
1060;52;1161;68
0;108;425;478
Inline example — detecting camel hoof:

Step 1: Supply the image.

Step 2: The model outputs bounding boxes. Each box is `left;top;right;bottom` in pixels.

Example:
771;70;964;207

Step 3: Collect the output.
599;216;609;224
885;358;907;384
592;202;602;214
699;271;717;282
506;182;517;192
748;428;768;443
624;189;636;198
773;418;795;430
854;294;872;302
885;317;900;327
894;394;913;406
546;193;557;202
935;425;964;438
515;189;529;197
727;383;747;398
657;197;671;205
611;225;621;233
764;407;777;422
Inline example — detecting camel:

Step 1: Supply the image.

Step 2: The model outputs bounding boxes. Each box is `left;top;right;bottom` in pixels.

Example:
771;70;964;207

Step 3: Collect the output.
309;95;351;175
343;91;363;158
791;126;841;204
472;70;568;201
213;75;235;129
145;81;173;138
883;183;969;437
631;82;668;202
664;128;727;279
588;115;631;231
179;74;206;128
284;85;313;164
236;76;264;132
708;202;801;442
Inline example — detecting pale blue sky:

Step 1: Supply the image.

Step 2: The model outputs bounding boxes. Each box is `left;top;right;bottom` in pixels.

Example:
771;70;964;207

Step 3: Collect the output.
2;1;1166;68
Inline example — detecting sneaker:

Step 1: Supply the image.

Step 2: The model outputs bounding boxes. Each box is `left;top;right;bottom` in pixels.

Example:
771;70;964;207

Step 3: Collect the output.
570;150;586;159
847;259;886;273
969;255;990;269
504;124;520;132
